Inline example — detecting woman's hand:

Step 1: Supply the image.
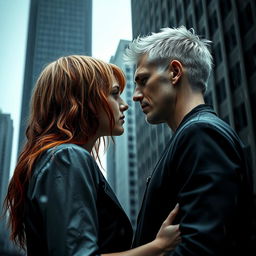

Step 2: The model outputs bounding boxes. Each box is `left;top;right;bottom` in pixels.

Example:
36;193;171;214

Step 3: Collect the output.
153;204;181;253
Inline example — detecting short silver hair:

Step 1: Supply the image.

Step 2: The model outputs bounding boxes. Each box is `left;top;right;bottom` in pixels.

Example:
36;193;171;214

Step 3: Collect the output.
124;26;213;93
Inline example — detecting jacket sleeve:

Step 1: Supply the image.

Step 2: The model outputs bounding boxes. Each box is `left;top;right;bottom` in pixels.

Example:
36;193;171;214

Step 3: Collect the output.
33;145;100;256
171;123;243;256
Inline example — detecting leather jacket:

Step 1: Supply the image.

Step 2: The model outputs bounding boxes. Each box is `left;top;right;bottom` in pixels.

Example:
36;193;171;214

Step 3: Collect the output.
133;104;253;256
25;144;133;256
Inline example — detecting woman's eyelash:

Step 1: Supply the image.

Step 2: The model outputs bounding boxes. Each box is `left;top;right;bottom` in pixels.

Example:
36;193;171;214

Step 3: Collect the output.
111;90;119;95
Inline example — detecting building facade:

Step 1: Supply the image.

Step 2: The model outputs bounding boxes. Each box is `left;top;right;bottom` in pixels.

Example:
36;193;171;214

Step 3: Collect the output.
131;0;256;202
0;113;17;254
107;40;139;228
18;0;92;152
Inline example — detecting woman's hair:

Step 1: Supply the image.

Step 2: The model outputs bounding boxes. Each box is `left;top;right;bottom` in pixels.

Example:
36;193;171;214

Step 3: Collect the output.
3;55;126;249
124;26;213;93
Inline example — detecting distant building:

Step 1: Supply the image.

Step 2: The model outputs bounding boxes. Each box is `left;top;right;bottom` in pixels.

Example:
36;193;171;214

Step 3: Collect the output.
18;0;92;152
107;40;139;229
131;0;256;201
0;113;16;254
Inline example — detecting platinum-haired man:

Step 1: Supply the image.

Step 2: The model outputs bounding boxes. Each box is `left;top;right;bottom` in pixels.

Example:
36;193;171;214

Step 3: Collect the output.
124;26;253;255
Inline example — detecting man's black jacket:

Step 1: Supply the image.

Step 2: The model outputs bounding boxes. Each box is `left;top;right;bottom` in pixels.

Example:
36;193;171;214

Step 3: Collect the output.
133;104;253;256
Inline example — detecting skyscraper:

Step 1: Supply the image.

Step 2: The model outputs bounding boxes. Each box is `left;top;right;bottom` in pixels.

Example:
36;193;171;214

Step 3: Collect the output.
131;0;256;202
0;113;14;254
107;40;139;229
18;0;92;152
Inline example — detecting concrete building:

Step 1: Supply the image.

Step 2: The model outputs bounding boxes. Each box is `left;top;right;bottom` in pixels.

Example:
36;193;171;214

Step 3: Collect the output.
107;40;139;228
18;0;92;152
131;0;256;202
0;113;17;254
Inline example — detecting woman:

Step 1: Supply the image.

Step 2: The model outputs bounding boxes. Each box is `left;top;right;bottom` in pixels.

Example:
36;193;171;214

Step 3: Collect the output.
3;55;180;256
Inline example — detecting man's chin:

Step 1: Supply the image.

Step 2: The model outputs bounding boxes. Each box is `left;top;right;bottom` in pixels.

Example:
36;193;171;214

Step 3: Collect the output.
145;115;163;125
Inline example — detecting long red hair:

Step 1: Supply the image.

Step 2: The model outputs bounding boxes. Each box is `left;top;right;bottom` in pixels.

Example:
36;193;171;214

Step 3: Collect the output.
3;55;126;249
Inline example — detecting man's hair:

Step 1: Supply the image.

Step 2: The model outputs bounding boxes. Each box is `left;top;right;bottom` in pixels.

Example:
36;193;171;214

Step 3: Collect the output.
124;26;213;93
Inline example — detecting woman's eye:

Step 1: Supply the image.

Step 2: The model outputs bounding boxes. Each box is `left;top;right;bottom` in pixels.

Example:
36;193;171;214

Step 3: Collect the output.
111;90;119;96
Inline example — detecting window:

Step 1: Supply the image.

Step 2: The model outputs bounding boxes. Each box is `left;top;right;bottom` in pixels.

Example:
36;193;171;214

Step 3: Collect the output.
234;103;247;132
213;43;222;67
209;11;218;37
176;4;182;23
195;0;203;20
244;43;256;78
229;63;241;91
204;91;213;105
238;2;253;35
186;15;193;29
220;0;232;19
225;25;237;53
216;78;227;104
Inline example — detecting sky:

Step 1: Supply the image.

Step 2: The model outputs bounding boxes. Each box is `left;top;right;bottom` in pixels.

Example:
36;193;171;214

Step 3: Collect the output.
0;0;132;176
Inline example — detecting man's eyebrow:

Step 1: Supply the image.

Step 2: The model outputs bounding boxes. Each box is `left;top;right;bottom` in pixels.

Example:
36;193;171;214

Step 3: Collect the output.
134;72;149;82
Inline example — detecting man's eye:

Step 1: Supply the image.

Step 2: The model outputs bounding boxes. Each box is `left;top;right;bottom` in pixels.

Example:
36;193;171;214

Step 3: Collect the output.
141;77;148;85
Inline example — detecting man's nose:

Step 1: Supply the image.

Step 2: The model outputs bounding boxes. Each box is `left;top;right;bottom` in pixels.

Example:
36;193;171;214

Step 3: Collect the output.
133;88;143;102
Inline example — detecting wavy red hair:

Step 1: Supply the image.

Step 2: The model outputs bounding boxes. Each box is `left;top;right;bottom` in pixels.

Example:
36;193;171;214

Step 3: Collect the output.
3;55;126;249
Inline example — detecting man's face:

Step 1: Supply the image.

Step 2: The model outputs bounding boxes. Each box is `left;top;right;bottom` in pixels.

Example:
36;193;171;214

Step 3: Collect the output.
133;55;176;124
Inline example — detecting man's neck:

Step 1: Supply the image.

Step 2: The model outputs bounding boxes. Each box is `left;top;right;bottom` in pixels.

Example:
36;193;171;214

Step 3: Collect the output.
168;91;205;131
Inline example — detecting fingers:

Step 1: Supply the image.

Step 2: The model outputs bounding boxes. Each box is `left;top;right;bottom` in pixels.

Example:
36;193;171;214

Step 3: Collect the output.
164;203;179;225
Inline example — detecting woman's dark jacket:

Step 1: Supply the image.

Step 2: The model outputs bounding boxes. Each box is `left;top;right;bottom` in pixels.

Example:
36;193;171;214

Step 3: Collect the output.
132;104;253;256
25;144;133;256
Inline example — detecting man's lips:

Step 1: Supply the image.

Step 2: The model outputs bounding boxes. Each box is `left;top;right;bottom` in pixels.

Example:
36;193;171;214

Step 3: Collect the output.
141;103;150;112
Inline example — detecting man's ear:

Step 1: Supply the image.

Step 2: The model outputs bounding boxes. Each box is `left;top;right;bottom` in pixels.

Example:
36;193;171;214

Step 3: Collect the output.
168;60;183;85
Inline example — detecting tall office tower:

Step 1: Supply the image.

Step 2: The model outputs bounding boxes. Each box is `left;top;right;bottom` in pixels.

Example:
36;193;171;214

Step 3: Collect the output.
107;40;139;228
131;0;256;201
18;0;92;151
0;113;14;254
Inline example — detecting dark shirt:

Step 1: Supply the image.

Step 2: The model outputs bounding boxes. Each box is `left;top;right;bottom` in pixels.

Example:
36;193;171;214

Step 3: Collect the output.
133;104;252;256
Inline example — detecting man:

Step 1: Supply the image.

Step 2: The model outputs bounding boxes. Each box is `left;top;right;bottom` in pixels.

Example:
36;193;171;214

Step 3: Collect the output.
124;26;253;255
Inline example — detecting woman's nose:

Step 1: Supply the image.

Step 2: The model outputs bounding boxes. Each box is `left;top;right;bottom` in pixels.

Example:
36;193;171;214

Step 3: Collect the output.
120;100;129;112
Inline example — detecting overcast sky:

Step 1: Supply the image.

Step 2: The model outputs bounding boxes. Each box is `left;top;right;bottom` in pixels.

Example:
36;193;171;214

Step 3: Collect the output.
0;0;132;176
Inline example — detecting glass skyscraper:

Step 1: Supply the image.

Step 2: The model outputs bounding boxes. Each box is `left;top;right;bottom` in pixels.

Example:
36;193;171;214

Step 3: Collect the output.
18;0;92;151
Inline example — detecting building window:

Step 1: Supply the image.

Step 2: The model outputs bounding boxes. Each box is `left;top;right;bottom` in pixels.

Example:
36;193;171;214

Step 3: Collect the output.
129;161;135;168
130;198;136;206
209;10;218;37
128;126;133;133
222;115;230;124
216;78;227;104
129;153;135;158
186;15;193;29
229;62;241;91
128;144;133;151
213;43;222;67
176;4;182;23
250;92;256;132
238;2;253;35
129;169;135;176
220;0;232;20
204;91;213;105
225;25;237;54
195;0;203;21
234;103;248;132
244;43;256;78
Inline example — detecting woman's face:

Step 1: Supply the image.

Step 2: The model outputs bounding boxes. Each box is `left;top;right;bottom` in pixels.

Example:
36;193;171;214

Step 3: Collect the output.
98;77;128;136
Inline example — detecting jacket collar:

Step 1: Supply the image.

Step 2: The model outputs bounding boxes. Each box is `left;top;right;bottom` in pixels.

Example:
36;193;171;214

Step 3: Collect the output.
175;104;216;133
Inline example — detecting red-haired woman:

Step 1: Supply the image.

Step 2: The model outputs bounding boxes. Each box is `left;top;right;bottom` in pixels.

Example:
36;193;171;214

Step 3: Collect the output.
3;55;180;256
